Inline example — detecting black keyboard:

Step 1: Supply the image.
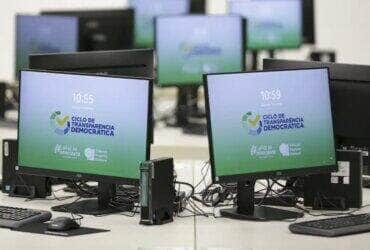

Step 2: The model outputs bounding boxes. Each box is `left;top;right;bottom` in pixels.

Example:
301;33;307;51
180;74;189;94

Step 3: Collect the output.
0;206;52;229
289;213;370;237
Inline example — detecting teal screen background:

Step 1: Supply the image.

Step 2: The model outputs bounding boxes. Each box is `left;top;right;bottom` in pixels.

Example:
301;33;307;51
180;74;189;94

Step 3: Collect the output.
18;71;149;179
228;0;302;50
207;69;336;179
130;0;190;48
156;16;244;86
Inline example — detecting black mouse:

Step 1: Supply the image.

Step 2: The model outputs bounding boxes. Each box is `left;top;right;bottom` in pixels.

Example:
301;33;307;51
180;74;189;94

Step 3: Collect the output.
47;217;80;232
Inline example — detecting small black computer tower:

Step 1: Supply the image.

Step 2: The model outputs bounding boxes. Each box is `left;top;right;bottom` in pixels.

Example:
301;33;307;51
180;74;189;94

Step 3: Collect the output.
0;82;6;119
2;139;51;198
140;158;174;225
304;149;363;209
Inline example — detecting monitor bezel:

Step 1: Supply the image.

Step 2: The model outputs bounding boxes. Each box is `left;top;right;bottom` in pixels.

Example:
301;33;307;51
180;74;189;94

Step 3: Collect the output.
154;14;247;87
17;69;153;186
29;49;154;78
204;67;338;184
227;0;303;51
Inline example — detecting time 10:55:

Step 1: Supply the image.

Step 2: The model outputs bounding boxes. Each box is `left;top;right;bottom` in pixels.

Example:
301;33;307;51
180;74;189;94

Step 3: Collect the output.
73;93;95;104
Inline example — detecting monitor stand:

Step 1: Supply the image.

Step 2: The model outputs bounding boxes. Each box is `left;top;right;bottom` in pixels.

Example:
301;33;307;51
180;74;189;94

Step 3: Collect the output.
167;86;207;136
220;180;304;221
251;50;275;71
52;182;133;216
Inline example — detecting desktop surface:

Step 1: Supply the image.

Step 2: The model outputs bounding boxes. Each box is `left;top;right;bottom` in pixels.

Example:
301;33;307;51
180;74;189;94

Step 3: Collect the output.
0;172;369;250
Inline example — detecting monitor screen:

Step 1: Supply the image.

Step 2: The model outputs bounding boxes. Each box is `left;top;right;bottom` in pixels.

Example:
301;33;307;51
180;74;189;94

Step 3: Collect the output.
41;9;134;51
263;58;370;146
18;71;150;181
130;0;190;48
228;0;302;50
206;69;336;181
156;15;245;86
16;15;78;77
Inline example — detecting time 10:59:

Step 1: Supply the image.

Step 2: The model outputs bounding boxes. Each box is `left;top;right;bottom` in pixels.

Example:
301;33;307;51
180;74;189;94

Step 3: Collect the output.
260;89;282;101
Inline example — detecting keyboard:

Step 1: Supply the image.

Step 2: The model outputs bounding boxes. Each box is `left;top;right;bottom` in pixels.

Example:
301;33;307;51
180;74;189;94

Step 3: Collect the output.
0;206;52;229
289;213;370;237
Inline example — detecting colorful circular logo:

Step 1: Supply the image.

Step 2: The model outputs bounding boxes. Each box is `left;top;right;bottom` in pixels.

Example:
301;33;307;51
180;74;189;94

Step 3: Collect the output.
242;111;262;135
50;111;70;135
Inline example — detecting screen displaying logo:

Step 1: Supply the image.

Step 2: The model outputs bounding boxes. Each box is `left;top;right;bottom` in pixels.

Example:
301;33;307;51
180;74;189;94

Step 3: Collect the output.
243;111;304;136
180;42;221;59
242;111;262;135
50;111;115;137
50;111;70;135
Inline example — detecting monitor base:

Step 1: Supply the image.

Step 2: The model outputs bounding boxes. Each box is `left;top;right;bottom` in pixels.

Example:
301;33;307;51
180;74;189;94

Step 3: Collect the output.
51;199;133;216
182;122;207;136
220;206;303;221
254;190;297;207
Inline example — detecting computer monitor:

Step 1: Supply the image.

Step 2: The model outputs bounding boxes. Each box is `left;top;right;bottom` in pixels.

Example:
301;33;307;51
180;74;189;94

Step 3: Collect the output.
130;0;190;48
155;15;245;86
28;49;154;143
227;0;302;50
41;9;134;51
155;15;245;132
15;15;78;78
263;58;370;148
17;70;152;215
302;0;315;44
205;68;337;220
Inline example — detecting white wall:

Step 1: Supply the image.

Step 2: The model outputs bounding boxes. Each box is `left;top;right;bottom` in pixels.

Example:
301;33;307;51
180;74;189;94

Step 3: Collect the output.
1;0;370;82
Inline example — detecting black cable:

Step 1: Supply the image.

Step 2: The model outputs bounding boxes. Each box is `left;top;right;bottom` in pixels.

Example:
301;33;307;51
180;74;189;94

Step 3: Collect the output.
174;181;195;199
256;179;273;206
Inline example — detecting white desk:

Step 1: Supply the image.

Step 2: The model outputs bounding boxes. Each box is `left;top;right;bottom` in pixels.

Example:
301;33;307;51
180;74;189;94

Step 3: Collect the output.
1;126;370;250
195;190;370;250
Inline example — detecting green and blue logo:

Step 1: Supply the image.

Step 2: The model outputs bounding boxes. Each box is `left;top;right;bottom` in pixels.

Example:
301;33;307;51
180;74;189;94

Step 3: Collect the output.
180;42;221;59
242;111;262;136
50;111;70;135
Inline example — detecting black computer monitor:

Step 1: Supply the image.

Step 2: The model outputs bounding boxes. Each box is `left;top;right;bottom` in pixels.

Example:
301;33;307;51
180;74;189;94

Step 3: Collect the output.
204;68;337;220
28;49;154;143
130;0;191;48
41;9;134;51
15;14;78;78
263;59;370;148
29;49;154;78
302;0;315;44
227;0;303;50
17;70;152;215
155;15;246;131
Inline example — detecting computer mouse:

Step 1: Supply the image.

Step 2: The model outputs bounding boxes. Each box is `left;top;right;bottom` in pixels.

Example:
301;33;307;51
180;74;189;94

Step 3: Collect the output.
47;217;80;232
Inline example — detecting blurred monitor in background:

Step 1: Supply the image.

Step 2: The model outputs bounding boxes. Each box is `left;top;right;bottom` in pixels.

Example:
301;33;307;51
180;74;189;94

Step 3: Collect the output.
130;0;190;48
15;15;78;78
228;0;303;50
155;15;245;86
42;9;134;51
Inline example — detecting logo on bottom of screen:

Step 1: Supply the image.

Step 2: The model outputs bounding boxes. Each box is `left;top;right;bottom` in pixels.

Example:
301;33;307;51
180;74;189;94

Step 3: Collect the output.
84;147;108;162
